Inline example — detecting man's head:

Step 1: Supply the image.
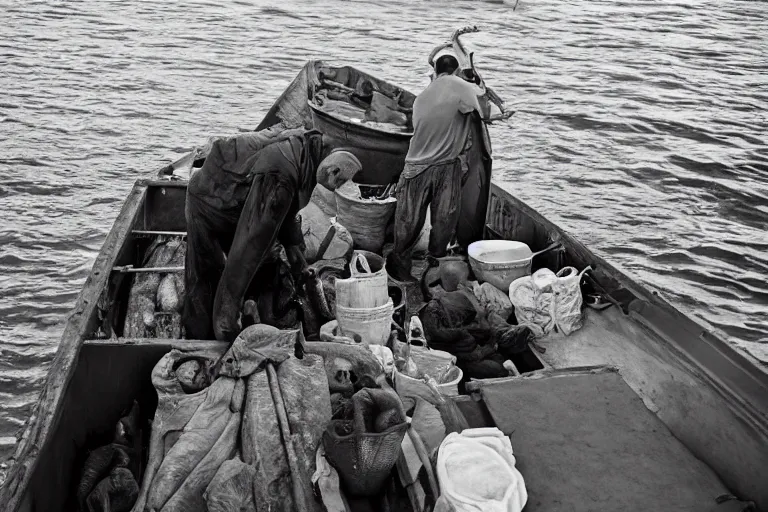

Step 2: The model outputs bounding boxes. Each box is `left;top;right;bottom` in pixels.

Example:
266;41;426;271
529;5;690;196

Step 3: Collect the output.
316;149;362;191
434;54;460;77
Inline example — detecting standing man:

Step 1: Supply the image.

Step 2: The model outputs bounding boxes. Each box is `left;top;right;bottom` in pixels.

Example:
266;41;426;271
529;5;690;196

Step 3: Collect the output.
183;126;362;342
387;55;490;282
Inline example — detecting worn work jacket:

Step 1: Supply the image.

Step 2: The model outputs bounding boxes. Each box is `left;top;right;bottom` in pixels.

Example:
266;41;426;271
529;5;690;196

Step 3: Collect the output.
188;127;325;243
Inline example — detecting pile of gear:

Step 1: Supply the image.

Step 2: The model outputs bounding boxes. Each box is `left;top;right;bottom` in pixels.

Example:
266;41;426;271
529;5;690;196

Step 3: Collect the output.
312;75;412;133
111;204;598;512
84;324;465;512
115;326;527;512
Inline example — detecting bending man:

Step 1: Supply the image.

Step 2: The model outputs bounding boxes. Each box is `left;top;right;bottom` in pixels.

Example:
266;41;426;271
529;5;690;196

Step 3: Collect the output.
183;127;361;341
387;55;490;282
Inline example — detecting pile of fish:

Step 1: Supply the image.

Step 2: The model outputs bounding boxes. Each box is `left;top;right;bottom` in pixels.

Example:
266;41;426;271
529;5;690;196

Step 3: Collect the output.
76;403;142;512
124;237;186;339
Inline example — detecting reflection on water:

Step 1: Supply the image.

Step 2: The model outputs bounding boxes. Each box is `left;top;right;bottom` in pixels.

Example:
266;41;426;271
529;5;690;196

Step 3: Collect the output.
0;0;766;456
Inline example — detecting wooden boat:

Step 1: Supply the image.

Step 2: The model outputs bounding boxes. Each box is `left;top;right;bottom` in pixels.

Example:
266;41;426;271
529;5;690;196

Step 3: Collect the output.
1;60;767;512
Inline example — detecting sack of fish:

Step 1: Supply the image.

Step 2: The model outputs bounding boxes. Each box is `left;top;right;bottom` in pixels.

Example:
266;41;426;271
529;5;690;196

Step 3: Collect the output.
124;237;186;339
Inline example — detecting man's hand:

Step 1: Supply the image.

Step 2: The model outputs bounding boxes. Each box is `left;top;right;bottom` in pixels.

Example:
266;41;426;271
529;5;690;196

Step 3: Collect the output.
284;245;308;284
213;292;243;343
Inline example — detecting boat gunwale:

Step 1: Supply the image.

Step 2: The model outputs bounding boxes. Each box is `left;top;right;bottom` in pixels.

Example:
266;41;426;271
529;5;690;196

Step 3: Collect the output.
307;99;414;140
491;184;768;432
0;181;148;510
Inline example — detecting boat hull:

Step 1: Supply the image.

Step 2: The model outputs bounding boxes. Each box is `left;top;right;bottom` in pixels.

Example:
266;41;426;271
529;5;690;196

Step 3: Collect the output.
309;103;411;185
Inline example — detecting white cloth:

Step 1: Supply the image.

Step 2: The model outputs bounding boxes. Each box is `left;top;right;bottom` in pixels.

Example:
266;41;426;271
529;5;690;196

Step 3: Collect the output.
436;428;527;512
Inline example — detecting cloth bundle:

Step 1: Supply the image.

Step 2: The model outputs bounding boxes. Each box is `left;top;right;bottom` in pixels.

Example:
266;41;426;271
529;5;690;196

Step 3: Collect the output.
418;290;535;380
508;266;591;337
131;325;331;512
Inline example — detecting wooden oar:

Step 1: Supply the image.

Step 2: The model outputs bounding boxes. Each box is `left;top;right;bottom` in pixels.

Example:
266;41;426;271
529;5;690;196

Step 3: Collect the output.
427;27;514;123
405;423;441;498
112;265;184;273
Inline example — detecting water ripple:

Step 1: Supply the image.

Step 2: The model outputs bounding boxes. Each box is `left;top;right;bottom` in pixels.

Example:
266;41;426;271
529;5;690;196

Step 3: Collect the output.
0;0;767;458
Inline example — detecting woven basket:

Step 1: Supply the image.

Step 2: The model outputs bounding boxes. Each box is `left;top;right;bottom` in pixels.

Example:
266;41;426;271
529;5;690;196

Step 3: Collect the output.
335;182;396;253
335;251;389;309
323;420;408;497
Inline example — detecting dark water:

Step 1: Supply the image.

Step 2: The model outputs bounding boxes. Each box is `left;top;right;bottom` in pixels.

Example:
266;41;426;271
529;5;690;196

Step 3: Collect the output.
1;0;766;456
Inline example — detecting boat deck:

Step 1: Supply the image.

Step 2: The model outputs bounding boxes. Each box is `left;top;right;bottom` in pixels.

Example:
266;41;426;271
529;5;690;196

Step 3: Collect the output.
538;306;670;412
477;369;731;512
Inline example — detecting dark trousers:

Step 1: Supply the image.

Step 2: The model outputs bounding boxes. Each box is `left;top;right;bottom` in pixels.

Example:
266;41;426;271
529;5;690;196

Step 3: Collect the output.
390;159;464;277
183;171;297;341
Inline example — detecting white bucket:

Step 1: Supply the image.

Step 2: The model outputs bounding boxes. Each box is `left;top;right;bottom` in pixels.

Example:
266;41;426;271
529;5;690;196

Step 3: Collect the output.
468;240;533;292
335;251;389;309
336;298;394;346
393;365;463;405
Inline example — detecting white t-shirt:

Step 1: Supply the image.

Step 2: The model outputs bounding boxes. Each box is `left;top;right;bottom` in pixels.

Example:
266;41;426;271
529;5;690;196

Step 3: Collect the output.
404;74;485;168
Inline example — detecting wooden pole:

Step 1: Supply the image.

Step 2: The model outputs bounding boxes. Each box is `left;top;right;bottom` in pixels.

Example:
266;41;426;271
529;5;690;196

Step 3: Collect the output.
266;363;313;512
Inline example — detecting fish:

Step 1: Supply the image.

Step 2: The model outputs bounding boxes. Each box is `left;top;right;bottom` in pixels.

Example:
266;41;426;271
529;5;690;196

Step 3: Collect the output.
157;275;180;312
85;467;139;512
304;268;333;321
77;445;131;511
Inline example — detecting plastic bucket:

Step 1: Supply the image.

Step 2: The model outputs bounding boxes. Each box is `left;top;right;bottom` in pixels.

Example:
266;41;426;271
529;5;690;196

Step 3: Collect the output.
336;298;394;346
468;240;532;292
468;240;562;292
335;251;389;309
393;365;463;404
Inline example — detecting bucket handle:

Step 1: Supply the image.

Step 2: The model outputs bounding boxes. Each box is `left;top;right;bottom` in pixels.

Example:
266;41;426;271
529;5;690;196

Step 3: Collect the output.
350;252;373;276
531;241;563;258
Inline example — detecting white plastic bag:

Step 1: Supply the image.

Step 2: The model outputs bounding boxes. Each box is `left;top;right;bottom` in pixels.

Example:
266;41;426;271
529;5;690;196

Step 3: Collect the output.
368;345;395;377
408;316;427;346
508;266;590;337
551;266;591;335
508;269;557;337
436;428;527;512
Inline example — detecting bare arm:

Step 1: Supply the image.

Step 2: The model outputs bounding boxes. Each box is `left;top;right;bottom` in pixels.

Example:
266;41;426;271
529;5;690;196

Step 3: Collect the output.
457;79;493;121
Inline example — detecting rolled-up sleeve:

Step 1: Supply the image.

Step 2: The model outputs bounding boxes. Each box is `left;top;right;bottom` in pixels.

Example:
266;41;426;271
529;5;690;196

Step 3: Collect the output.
457;80;491;119
278;212;305;248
